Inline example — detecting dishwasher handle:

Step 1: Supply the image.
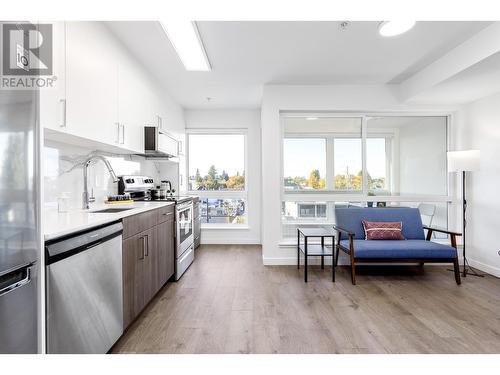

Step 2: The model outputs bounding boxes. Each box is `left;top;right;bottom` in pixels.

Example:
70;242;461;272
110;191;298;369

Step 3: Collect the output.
45;222;123;265
0;265;33;297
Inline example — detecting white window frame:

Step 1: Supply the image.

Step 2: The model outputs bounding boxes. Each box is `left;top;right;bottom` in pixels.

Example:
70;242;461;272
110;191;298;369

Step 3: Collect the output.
280;113;452;240
186;129;248;228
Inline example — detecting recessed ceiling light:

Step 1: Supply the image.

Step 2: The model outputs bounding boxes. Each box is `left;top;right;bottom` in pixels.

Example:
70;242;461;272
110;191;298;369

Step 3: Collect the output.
306;117;319;120
160;20;211;71
378;21;416;37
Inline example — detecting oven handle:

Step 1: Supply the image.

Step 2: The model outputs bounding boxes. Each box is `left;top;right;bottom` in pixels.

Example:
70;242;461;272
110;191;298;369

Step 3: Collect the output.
178;246;193;263
176;202;193;211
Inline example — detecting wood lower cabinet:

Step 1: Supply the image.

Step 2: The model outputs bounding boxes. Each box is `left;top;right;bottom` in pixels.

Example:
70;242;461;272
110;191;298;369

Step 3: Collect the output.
122;206;175;329
122;231;146;328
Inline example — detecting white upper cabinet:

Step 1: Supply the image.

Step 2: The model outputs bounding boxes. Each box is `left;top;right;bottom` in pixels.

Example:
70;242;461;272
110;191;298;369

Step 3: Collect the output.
117;57;150;153
39;22;66;131
42;21;184;154
65;22;119;145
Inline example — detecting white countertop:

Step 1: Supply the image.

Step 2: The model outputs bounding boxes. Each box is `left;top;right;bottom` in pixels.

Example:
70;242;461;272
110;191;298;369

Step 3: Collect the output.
43;201;175;242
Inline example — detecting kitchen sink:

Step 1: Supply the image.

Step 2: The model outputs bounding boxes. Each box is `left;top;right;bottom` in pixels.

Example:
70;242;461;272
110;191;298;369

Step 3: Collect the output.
90;208;134;214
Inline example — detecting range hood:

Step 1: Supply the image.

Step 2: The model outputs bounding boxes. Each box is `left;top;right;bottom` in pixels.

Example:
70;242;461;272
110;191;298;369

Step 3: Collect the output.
144;126;179;159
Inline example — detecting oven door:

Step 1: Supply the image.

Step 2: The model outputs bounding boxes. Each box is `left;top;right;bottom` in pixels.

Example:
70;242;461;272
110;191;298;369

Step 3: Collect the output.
176;202;194;256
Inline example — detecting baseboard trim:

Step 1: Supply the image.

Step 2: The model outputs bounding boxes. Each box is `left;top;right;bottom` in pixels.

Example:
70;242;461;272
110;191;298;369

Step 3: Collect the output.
467;258;500;278
201;238;261;245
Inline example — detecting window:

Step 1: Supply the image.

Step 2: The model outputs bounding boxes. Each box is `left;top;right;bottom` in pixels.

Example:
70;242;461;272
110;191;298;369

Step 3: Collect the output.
298;203;326;218
281;115;449;240
187;132;247;226
199;198;246;225
366;138;389;192
333;138;362;191
188;134;245;191
283;138;326;190
366;116;448;196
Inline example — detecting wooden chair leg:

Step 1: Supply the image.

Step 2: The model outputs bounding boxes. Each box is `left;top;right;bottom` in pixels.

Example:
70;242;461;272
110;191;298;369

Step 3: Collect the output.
453;258;462;285
350;258;356;285
335;246;340;266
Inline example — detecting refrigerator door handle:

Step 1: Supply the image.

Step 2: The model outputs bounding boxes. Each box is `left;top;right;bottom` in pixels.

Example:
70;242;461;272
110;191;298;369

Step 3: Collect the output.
0;266;32;297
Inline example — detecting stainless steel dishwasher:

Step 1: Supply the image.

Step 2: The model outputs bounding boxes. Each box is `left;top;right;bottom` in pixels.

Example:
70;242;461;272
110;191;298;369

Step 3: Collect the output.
45;222;123;354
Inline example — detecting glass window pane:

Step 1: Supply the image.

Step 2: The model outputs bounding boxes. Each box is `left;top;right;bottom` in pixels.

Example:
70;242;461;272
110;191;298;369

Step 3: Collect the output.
334;138;362;191
283;138;326;190
188;134;245;191
366;116;447;196
200;198;247;225
367;138;388;192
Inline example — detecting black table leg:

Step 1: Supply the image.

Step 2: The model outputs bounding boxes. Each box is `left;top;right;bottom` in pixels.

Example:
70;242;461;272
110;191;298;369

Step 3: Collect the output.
297;229;300;269
321;236;324;269
332;235;336;282
304;237;308;283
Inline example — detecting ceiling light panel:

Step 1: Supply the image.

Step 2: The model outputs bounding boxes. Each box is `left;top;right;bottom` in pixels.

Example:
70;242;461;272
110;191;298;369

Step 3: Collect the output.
378;21;416;37
160;20;211;71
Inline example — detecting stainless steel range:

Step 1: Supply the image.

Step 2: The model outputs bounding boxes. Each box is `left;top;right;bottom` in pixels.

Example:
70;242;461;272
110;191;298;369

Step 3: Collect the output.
118;176;195;280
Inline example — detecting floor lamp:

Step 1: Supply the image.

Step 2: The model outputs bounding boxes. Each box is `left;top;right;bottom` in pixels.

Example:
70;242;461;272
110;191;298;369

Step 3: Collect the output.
447;150;482;277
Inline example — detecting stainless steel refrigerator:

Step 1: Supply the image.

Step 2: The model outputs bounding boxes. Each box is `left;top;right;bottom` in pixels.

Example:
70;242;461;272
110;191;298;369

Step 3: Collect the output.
0;86;40;353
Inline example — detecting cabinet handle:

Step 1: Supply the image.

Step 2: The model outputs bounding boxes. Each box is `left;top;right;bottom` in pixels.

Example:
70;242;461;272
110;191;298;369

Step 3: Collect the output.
115;122;120;143
144;235;149;257
120;124;125;144
138;236;145;260
59;99;66;128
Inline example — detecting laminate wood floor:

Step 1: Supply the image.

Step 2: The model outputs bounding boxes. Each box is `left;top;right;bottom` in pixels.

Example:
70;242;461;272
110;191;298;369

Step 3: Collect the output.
112;245;500;354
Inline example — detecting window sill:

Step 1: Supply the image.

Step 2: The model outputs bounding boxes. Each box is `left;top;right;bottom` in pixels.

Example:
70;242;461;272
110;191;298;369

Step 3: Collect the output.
201;225;250;230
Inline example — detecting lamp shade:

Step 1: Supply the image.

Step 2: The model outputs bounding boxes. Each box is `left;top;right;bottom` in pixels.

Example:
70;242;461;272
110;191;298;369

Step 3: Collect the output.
447;150;480;172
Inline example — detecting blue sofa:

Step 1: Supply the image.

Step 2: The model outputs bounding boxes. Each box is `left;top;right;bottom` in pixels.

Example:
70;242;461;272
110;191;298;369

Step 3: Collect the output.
333;207;461;285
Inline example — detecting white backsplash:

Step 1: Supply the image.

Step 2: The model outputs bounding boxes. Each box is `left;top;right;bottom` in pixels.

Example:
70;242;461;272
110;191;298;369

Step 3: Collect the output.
44;140;178;210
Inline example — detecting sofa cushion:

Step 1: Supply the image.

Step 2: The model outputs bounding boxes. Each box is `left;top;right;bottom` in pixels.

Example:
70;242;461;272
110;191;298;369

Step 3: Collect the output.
339;239;457;259
335;207;425;240
362;220;405;240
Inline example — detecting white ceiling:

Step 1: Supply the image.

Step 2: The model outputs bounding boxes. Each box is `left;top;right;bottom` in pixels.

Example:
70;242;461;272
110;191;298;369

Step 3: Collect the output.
107;21;492;109
408;51;500;105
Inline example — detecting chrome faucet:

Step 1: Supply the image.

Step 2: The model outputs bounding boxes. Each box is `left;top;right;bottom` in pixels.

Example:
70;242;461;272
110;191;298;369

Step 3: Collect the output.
82;155;118;209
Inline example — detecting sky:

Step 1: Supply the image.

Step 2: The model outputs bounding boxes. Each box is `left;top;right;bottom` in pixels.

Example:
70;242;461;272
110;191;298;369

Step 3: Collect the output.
189;134;245;177
283;137;386;179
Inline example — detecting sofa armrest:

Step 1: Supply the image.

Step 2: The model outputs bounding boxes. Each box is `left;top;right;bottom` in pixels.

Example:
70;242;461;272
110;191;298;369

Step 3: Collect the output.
423;226;462;236
332;225;355;238
424;226;461;249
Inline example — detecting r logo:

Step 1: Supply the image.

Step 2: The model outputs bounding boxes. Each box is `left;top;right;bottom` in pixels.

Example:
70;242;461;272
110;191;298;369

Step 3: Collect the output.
2;23;53;76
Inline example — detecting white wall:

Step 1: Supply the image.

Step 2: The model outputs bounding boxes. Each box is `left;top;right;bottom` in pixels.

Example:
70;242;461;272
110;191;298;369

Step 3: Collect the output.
184;109;262;244
453;92;500;277
261;84;457;265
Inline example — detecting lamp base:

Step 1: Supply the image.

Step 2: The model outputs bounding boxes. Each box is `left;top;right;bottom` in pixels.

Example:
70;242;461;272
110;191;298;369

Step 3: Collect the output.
447;263;485;278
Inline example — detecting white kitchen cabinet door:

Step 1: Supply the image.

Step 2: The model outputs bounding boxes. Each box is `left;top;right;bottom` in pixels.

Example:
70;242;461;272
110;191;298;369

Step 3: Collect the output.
39;22;66;131
117;59;150;153
65;22;119;145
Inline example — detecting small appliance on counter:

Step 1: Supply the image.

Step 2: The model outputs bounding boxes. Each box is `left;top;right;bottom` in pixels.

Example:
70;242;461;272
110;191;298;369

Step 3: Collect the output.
105;194;133;204
118;176;155;201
